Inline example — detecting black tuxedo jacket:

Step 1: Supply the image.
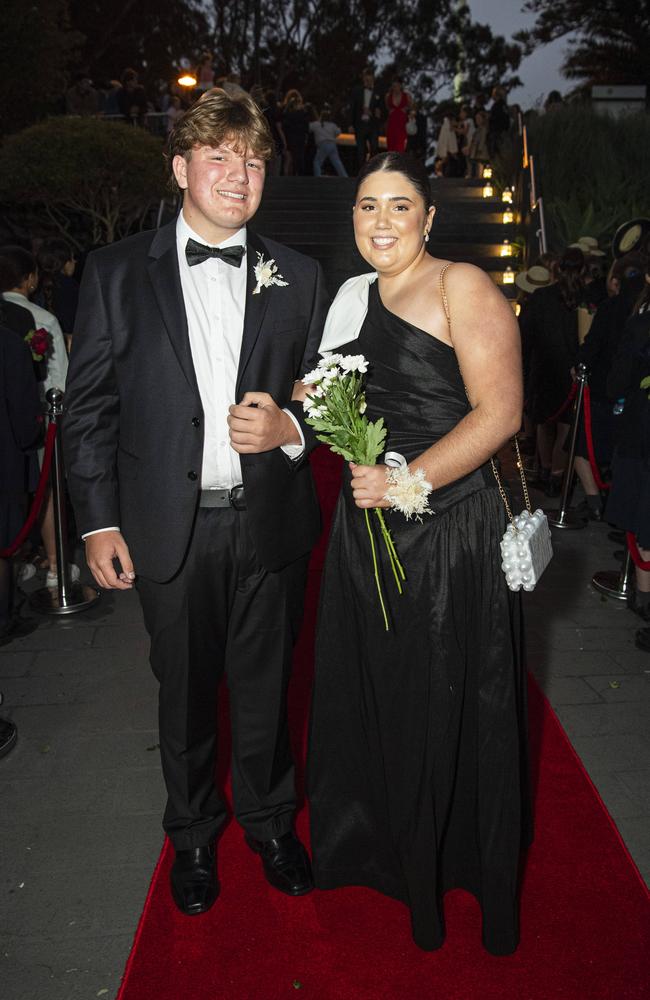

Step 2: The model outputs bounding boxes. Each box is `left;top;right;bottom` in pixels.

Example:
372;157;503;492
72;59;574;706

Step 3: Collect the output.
350;84;384;130
63;222;329;582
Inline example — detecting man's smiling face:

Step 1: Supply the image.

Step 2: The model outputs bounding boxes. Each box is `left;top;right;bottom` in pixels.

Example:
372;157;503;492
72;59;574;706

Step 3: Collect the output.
172;140;266;243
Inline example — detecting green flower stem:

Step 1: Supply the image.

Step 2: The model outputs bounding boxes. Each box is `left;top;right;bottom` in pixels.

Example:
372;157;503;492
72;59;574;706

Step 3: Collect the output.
375;509;405;592
365;508;389;631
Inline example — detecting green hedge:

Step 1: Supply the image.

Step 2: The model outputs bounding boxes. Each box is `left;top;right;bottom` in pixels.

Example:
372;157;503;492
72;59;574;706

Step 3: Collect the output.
522;106;650;252
0;117;167;247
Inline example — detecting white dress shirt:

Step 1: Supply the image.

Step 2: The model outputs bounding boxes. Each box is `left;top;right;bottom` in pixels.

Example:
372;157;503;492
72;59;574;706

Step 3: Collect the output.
178;212;249;489
3;291;68;396
82;212;304;538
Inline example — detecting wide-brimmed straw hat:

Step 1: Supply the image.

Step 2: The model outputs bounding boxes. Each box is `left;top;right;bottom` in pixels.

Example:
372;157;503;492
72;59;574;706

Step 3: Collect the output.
515;265;552;293
569;236;605;257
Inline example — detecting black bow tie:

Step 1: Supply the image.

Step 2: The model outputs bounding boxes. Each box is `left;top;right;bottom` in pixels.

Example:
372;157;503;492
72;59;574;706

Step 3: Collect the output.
185;238;246;268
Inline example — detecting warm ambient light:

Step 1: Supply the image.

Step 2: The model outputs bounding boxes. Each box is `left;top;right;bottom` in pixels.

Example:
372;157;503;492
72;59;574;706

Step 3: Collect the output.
503;266;515;284
502;187;513;204
482;183;494;199
178;74;197;88
513;301;521;316
502;209;514;225
483;165;493;179
500;240;513;257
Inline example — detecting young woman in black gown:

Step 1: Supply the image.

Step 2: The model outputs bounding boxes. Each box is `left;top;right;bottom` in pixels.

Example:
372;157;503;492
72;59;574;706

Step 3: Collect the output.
303;153;531;956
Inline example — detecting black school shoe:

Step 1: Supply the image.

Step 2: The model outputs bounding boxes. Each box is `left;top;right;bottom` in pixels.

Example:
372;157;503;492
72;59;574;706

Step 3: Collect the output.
245;830;314;896
170;844;220;915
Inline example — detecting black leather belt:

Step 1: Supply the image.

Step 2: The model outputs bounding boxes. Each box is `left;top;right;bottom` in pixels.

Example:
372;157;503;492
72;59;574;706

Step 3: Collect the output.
199;485;246;510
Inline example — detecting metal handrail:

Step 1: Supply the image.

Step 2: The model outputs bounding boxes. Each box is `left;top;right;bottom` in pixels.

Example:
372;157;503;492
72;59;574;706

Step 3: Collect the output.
521;124;547;257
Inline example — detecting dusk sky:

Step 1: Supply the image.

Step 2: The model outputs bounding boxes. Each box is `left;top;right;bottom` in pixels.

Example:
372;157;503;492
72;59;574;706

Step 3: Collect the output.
467;0;571;108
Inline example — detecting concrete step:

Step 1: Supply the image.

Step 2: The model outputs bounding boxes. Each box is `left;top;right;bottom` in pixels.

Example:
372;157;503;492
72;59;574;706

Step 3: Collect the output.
256;233;520;263
256;201;507;222
255;221;516;243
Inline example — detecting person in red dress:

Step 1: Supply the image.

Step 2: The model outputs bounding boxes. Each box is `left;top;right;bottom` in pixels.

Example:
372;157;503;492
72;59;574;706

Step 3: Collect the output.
385;77;411;152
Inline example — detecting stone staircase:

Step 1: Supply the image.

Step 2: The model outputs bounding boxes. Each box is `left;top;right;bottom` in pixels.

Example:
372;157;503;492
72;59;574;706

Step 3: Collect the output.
253;176;518;299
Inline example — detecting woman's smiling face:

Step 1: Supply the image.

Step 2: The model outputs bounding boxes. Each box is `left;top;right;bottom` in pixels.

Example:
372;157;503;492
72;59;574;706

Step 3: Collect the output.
353;170;435;277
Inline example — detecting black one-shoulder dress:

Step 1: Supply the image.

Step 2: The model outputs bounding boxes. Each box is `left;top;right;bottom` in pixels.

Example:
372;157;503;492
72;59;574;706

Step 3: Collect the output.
308;281;532;955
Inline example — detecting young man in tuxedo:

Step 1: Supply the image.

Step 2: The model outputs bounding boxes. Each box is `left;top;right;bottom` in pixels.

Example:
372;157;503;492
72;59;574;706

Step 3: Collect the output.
349;67;384;172
64;92;328;915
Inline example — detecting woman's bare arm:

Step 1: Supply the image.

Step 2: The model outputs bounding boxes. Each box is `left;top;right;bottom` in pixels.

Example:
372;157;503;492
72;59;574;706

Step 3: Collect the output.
412;263;522;487
350;263;523;509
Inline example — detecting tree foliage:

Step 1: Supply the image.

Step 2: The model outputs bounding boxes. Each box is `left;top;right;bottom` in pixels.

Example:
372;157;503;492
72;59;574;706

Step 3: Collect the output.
205;0;522;110
514;106;650;250
68;0;209;90
0;118;167;247
0;0;81;133
515;0;650;88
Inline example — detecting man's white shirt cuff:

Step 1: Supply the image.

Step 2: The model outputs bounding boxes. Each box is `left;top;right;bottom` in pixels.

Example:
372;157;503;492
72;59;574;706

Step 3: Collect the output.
82;527;120;539
281;408;305;459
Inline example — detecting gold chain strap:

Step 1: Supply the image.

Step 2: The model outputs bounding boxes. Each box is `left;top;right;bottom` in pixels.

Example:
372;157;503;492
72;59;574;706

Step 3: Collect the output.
438;263;531;525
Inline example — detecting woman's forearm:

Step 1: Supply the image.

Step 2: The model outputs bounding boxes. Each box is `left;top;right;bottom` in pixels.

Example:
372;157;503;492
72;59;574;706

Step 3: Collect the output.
409;402;520;490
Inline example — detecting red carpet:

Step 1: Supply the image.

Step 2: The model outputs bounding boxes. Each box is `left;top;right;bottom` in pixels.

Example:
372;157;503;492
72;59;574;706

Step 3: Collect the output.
117;450;649;1000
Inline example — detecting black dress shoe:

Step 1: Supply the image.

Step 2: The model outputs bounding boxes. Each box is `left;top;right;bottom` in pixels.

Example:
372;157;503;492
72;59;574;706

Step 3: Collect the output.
245;830;314;896
170;845;219;915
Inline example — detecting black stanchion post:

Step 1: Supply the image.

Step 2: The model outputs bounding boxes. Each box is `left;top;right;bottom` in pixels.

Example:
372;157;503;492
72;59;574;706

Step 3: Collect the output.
548;362;588;530
592;550;633;601
31;388;101;615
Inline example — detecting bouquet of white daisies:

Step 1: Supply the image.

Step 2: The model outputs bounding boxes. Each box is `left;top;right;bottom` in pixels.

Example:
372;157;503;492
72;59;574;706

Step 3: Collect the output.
302;352;432;630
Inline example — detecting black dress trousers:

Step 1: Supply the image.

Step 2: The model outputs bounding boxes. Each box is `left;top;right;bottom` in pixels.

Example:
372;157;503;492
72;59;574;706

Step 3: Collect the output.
137;505;309;850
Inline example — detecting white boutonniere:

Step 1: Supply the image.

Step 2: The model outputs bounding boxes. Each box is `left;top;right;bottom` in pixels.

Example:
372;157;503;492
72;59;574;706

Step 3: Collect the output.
252;252;289;295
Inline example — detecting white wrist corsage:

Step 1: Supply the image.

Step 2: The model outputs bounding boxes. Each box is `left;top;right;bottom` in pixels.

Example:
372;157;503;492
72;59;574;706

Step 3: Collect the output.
383;452;433;521
253;252;289;294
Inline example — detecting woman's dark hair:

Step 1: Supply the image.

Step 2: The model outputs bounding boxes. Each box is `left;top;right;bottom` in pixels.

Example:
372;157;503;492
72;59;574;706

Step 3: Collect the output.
37;238;73;313
555;247;586;310
355;151;434;209
0;245;36;293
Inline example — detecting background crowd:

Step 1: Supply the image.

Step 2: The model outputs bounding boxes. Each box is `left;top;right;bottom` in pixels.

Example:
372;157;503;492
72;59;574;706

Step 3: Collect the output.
1;57;649;714
57;55;522;176
515;229;650;652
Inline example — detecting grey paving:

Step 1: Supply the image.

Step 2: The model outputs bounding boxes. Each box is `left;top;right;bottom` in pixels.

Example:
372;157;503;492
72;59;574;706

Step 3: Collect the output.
1;497;649;1000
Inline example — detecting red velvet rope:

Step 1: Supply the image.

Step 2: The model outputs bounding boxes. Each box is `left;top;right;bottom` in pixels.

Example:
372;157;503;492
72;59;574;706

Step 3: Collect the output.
627;532;650;572
582;383;610;492
0;422;57;558
545;382;577;423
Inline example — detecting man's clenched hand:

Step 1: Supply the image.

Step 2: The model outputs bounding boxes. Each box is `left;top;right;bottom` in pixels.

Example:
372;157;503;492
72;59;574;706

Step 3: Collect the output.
228;392;300;454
